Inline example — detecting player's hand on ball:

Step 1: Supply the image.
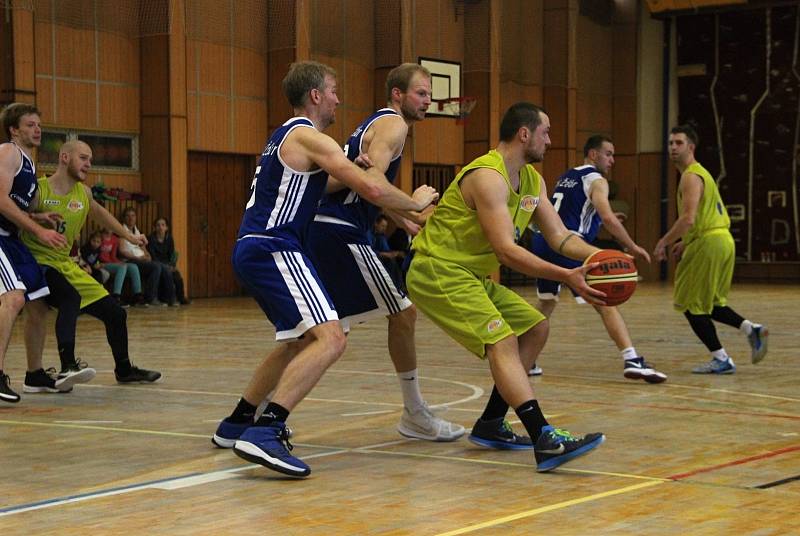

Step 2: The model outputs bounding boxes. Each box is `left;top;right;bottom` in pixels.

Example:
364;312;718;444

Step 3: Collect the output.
567;263;607;305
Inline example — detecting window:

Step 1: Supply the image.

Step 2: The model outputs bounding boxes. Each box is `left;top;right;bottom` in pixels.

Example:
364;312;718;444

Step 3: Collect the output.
39;129;138;171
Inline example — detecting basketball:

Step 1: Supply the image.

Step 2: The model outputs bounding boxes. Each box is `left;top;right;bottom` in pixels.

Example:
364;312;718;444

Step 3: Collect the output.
584;249;637;306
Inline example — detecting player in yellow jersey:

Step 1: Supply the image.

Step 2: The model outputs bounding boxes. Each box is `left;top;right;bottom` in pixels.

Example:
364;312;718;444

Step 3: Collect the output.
22;141;161;385
655;125;767;374
407;102;605;472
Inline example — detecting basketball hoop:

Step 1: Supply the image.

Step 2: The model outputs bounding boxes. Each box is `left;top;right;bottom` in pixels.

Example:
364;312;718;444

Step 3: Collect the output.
437;97;477;125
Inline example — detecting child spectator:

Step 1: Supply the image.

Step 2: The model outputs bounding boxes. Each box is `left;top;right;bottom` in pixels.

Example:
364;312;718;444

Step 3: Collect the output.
147;217;190;305
99;228;145;306
79;231;110;285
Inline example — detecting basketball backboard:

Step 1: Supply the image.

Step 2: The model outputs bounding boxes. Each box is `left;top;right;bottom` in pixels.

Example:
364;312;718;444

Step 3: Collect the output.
419;57;461;118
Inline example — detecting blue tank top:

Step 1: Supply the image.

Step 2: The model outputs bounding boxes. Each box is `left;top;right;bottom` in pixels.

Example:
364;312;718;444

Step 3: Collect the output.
237;117;329;245
315;108;403;232
0;143;37;236
550;164;604;242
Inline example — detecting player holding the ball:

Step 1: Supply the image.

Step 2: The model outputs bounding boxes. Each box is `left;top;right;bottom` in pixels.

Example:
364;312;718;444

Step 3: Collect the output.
407;103;606;472
528;135;666;383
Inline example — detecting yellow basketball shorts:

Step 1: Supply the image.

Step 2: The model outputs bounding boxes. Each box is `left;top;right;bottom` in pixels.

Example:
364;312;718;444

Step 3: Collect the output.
406;253;544;358
673;229;734;315
43;259;109;309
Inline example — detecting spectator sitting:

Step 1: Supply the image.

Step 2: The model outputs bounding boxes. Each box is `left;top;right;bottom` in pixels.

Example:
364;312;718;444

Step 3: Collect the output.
79;231;110;285
369;214;406;292
118;207;176;306
99;228;145;307
147;217;189;305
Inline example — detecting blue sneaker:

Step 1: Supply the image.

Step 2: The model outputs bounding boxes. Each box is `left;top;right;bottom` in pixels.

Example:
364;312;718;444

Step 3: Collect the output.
692;357;736;374
468;417;533;450
534;425;605;472
212;418;251;448
748;324;768;364
233;422;310;477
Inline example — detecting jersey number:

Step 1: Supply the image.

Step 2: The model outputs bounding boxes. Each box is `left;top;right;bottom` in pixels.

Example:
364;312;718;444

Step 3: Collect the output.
56;220;67;234
552;192;564;213
245;167;261;209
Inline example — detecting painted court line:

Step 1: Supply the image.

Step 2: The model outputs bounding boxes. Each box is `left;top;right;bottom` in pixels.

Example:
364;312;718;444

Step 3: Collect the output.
668;444;800;480
432;480;664;535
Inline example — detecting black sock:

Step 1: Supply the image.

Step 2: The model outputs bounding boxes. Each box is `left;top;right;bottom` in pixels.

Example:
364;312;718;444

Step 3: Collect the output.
515;400;549;442
479;386;509;422
228;398;257;423
58;341;76;368
255;402;290;426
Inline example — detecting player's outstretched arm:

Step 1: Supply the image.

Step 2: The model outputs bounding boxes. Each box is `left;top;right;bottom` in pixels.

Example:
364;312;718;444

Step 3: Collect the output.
85;185;147;247
590;179;650;263
297;128;437;212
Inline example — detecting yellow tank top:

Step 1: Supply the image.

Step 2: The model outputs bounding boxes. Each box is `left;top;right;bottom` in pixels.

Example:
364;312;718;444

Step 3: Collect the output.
412;150;541;276
22;177;91;264
679;162;730;244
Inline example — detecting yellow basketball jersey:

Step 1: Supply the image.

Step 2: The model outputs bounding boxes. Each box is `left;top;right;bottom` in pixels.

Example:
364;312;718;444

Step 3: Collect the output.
412;150;541;276
679;162;730;245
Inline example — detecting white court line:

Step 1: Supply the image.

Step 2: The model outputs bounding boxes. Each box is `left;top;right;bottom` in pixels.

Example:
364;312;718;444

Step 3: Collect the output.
54;420;123;424
341;410;394;417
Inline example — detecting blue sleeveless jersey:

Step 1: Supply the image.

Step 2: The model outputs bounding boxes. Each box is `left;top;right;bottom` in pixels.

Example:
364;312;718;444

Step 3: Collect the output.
237;117;329;245
315;108;403;232
550;164;604;242
0;143;37;236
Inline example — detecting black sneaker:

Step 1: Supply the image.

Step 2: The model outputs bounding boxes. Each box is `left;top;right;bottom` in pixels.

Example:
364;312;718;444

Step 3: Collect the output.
1;373;21;403
115;365;162;383
468;417;533;450
23;368;76;393
623;357;667;384
58;358;97;385
534;425;605;472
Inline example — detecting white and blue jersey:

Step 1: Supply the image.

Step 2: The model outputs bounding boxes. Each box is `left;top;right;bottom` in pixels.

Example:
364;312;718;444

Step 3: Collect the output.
315;108;403;232
306;108;411;328
0;143;49;301
530;164;604;301
238;117;330;245
233;117;338;341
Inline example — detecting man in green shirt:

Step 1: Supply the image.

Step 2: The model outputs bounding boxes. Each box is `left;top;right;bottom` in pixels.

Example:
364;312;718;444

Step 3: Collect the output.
654;125;768;374
23;140;161;385
407;102;605;472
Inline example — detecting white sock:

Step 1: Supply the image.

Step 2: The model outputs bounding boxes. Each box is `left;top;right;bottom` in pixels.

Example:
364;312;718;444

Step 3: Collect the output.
711;348;729;362
739;320;754;335
621;347;638;361
397;369;425;411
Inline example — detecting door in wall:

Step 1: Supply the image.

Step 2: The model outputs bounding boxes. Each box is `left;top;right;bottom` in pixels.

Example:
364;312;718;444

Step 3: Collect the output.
187;152;254;298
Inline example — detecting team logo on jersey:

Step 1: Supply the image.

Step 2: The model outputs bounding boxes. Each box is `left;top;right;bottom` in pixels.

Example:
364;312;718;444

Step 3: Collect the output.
519;195;538;212
487;319;504;333
67;199;84;212
44;199;60;206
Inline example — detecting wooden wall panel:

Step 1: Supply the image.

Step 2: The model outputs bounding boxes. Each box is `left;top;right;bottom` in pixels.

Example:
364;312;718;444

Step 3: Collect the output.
98;33;138;84
55;80;96;127
267;48;295;132
35;79;54;123
194;95;230;152
635;152;664;281
187;153;209;298
33;22;52;77
140;36;169;117
139;116;170;217
612;95;637;155
542;148;567;189
195;42;230;94
544;86;568;148
11;8;35;96
233;49;268;99
99;85;139;131
232;99;268;154
54;26;95;80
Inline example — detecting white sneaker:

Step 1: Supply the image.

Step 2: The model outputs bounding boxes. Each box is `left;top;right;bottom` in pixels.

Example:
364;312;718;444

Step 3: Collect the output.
397;404;465;442
528;364;543;376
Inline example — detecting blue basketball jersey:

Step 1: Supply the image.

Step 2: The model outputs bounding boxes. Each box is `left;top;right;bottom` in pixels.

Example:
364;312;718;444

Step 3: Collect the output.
0;143;37;236
316;108;403;232
550;164;604;242
237;117;329;245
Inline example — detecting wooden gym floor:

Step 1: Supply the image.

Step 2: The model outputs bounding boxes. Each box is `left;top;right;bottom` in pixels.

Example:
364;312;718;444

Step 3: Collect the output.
0;282;797;535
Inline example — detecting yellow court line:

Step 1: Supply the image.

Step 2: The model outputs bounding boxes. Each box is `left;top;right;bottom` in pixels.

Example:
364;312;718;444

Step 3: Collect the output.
356;448;668;482
433;480;665;536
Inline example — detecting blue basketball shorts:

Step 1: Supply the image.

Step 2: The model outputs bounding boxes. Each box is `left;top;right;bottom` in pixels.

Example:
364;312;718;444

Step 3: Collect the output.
0;234;50;301
232;235;338;341
306;217;412;331
529;232;583;303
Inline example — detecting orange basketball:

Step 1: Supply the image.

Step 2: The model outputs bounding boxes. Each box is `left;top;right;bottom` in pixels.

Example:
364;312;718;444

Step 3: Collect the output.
584;249;637;306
